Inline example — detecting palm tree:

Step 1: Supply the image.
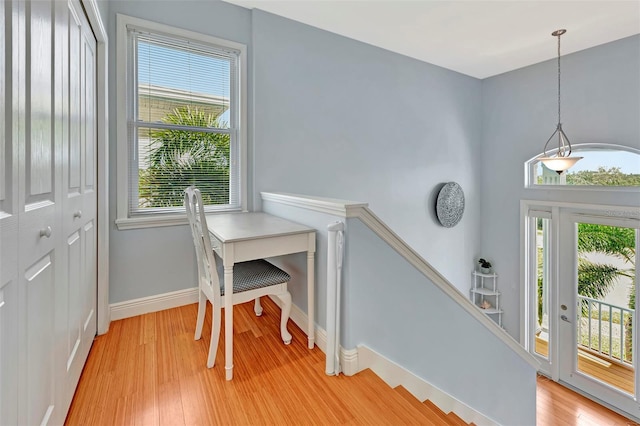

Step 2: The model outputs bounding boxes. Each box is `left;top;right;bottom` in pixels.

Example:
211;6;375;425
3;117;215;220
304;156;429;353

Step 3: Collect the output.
139;106;230;208
577;223;635;362
577;223;635;300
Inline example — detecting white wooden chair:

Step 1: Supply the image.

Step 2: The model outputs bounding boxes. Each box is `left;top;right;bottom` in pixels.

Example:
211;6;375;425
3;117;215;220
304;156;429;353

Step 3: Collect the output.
184;186;293;368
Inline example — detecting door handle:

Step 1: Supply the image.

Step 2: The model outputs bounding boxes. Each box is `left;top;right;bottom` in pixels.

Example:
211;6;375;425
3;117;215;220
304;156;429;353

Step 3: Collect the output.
39;226;52;238
561;315;571;323
73;210;82;219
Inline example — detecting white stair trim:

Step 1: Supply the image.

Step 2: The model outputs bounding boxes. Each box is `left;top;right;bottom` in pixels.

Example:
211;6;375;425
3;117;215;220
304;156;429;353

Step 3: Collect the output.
110;287;199;321
261;191;539;369
357;345;498;426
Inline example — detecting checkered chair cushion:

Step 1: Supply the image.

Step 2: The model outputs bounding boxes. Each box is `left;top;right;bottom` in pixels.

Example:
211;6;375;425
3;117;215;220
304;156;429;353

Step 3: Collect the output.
216;258;291;296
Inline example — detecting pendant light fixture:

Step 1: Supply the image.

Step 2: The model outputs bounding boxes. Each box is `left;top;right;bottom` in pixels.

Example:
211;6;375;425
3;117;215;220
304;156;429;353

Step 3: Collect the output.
539;29;582;174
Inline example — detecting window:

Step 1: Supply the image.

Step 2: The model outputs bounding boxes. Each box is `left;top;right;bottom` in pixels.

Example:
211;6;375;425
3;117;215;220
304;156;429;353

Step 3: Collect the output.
525;144;640;189
116;15;246;229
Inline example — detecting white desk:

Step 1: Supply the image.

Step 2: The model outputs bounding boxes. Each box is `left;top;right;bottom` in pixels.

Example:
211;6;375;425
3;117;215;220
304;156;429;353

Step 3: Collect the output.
205;212;316;380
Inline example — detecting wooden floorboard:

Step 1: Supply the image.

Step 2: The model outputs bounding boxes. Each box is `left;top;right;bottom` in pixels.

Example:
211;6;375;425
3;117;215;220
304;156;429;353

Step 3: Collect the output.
536;335;635;394
536;375;636;426
67;300;638;425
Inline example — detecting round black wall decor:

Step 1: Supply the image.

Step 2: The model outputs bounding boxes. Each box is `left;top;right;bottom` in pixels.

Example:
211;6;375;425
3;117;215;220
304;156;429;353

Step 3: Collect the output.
435;182;465;228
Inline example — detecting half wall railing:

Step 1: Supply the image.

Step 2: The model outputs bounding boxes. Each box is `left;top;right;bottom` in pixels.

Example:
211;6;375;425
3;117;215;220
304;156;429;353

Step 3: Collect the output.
260;191;539;425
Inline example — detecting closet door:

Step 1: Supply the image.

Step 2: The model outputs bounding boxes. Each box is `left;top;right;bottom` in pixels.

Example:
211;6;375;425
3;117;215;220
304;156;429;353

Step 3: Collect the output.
1;0;98;423
0;1;20;424
16;0;60;424
56;0;98;418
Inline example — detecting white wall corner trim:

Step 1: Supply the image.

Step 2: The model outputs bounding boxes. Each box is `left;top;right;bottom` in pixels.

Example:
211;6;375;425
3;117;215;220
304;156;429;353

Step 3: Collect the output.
267;295;359;376
357;345;498;426
110;288;199;321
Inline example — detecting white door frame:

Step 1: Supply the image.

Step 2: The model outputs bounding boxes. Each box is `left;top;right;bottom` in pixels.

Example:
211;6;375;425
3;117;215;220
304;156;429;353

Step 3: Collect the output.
558;211;640;416
521;199;640;419
521;206;559;378
80;0;109;334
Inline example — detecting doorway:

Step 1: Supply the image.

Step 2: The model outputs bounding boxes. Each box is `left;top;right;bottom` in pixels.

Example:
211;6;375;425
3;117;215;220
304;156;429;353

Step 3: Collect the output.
525;204;639;418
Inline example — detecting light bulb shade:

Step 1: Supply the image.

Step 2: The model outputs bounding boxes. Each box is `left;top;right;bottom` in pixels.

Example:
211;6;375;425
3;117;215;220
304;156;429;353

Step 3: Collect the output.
539;156;583;172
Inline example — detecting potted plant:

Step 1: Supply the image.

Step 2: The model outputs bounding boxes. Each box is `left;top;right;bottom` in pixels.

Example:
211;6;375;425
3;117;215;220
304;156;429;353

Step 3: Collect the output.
478;258;492;274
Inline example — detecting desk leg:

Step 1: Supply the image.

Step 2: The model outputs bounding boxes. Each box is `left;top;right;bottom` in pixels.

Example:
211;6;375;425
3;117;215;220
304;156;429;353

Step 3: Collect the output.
307;251;315;349
224;264;234;380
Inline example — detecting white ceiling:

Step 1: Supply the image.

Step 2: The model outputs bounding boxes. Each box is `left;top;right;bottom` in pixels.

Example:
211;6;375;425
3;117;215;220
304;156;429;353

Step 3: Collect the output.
222;0;640;79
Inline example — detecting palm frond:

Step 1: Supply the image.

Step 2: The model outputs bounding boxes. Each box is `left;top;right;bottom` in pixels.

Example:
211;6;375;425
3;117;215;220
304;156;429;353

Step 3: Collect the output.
577;258;626;300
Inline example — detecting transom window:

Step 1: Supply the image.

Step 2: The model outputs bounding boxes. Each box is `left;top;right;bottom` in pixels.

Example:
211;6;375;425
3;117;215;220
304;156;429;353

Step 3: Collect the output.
526;144;640;188
116;15;246;229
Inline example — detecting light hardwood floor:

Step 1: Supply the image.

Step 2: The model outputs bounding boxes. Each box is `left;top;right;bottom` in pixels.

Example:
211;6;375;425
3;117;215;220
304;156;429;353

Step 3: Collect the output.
66;298;637;425
536;334;635;395
536;376;636;426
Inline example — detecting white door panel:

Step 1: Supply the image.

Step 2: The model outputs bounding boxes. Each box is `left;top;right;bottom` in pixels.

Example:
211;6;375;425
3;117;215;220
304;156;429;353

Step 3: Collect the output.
0;0;5;203
26;0;53;199
18;1;59;424
0;1;19;424
24;254;56;426
1;0;98;423
0;279;19;425
66;231;82;370
558;212;640;417
56;0;98;418
80;219;96;360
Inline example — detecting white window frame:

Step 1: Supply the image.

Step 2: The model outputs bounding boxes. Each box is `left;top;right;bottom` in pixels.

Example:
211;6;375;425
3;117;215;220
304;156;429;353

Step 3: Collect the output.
115;14;247;230
524;143;640;191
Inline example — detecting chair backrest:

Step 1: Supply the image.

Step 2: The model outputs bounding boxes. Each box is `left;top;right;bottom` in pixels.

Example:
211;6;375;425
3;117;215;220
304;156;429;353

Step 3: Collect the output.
184;186;221;303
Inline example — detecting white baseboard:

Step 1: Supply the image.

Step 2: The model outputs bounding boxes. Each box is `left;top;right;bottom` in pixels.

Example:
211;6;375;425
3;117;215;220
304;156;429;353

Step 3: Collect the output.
357;345;497;426
110;287;199;321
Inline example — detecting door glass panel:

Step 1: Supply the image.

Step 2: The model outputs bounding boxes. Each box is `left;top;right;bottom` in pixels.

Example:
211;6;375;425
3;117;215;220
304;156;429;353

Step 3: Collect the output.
575;222;635;395
535;217;551;359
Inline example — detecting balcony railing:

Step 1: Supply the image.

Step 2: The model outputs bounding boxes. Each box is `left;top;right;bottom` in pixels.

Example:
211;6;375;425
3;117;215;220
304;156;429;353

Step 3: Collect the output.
578;295;634;365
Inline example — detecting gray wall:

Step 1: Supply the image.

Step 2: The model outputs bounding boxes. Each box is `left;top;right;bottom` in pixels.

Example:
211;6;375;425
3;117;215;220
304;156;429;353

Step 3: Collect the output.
104;1;252;303
102;2;639;345
481;35;640;337
251;10;483;293
105;2;482;303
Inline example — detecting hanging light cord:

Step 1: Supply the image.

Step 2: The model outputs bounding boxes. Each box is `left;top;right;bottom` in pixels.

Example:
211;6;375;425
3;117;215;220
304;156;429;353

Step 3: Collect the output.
556;32;561;126
542;29;572;159
539;28;581;172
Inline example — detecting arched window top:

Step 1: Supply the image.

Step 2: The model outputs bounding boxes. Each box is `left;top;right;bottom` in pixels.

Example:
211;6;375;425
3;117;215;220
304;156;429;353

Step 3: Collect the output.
525;143;640;188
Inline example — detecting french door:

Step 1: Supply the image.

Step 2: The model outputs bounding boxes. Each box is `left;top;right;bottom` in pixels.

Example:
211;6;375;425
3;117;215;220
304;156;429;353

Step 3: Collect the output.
525;204;640;418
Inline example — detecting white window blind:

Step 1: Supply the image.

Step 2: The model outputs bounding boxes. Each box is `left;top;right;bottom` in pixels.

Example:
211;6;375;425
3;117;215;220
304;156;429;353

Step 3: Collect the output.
126;26;241;216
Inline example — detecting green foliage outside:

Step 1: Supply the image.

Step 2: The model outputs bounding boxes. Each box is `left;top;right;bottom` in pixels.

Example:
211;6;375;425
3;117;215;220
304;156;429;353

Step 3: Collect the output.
139;106;230;208
537;166;640;186
566;167;640;186
577;223;635;300
577;223;635;362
